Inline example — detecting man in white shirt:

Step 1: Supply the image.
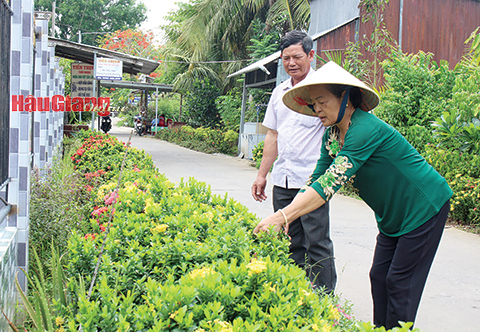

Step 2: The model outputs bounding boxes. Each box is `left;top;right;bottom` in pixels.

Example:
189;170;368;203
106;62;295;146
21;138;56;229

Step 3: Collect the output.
251;31;336;293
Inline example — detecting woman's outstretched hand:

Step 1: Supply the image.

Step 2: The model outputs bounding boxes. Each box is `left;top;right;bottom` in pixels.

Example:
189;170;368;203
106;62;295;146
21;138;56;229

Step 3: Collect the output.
253;211;287;234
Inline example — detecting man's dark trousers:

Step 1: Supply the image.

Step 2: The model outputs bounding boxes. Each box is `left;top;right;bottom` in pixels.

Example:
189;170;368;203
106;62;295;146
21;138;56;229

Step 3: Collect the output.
273;185;337;293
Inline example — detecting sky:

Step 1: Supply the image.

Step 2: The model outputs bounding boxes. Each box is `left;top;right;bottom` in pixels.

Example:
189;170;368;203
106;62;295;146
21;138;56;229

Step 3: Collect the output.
139;0;188;42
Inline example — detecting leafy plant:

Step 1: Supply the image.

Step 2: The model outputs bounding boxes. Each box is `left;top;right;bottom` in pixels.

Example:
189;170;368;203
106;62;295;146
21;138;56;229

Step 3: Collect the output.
183;78;222;128
375;50;456;153
16;246;72;332
155;125;238;156
29;155;92;277
252;141;264;169
359;0;397;87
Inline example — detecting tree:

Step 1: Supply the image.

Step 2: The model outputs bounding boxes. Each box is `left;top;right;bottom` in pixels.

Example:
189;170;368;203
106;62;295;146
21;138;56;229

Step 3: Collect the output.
35;0;147;46
359;0;395;87
161;0;312;94
183;78;221;128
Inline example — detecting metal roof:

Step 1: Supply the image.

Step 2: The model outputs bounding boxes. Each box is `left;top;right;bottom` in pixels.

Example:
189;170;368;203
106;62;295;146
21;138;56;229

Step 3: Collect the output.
227;16;359;79
100;80;173;92
48;37;160;75
227;51;281;78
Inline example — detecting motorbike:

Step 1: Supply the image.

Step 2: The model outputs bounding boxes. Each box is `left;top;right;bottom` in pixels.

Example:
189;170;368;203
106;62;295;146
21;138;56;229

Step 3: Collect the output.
134;117;144;136
100;115;112;133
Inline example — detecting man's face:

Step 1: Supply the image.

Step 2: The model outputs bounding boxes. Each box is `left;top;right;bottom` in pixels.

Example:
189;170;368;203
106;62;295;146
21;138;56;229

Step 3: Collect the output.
281;43;314;84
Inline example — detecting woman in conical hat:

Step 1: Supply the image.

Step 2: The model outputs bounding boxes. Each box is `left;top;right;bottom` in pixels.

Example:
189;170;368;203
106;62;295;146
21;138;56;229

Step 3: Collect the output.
254;62;452;329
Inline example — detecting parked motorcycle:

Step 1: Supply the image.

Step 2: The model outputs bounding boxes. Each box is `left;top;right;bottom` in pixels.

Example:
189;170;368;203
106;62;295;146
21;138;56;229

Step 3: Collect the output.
134;117;144;136
100;116;112;133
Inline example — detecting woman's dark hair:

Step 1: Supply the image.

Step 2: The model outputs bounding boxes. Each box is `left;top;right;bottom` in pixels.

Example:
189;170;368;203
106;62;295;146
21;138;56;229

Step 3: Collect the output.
280;30;313;55
326;84;363;109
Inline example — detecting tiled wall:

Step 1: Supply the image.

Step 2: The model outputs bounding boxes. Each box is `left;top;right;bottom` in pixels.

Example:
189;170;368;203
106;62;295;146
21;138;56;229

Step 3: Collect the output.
0;0;65;326
0;228;17;332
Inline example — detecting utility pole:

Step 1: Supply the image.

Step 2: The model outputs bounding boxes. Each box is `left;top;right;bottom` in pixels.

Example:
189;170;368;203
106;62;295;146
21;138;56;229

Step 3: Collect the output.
78;30;82;43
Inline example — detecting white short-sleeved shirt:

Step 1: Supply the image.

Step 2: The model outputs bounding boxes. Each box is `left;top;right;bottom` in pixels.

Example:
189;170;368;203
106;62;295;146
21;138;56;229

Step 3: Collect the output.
262;69;325;189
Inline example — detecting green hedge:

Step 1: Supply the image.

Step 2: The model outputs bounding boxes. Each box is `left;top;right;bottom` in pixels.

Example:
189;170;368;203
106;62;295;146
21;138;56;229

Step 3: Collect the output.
155;125;238;156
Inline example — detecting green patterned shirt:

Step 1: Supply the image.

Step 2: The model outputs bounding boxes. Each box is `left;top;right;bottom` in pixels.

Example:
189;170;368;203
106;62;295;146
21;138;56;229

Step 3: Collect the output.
302;110;452;236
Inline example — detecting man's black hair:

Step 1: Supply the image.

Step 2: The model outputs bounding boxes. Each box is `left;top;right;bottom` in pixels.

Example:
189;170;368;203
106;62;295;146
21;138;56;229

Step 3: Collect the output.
280;30;313;54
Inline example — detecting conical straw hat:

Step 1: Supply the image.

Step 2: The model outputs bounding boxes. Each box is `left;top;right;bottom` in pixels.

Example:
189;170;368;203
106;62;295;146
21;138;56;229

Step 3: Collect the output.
282;61;380;116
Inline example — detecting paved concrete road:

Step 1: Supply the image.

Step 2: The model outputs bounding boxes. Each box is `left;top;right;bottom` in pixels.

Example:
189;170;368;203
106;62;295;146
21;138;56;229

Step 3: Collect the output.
110;123;480;332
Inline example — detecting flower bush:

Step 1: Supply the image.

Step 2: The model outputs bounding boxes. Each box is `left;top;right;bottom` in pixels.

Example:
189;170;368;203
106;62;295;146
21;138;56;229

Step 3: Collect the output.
422;144;480;226
23;131;422;332
60;163;370;331
155;125;238;156
70;130;156;180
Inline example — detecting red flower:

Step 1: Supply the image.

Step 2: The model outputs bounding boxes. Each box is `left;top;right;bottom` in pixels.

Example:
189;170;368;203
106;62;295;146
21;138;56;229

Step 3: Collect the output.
91;206;109;217
84;233;97;240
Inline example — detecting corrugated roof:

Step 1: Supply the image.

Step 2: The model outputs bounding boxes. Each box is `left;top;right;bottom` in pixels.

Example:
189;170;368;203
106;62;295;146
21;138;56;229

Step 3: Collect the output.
48;37;160;75
227;16;359;79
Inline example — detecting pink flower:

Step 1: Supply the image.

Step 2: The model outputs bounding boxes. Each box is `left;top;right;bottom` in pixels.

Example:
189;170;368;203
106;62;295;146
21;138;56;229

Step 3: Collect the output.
133;167;141;172
91;206;109;217
104;191;119;205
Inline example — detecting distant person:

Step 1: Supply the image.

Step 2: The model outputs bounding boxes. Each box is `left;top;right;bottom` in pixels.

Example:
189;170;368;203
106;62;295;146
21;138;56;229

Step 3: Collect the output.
251;31;336;293
254;61;452;330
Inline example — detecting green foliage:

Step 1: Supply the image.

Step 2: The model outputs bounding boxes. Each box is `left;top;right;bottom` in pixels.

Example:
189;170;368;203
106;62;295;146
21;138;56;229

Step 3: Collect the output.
375;50;456;153
29;158;92;278
252;141;264;169
422;144;480;226
16;246;72;332
155;125;238;156
432;57;480;154
246;19;282;61
62;163;358;331
70;130;156;180
183;78;222;128
34;0;147;46
215;88;243;131
359;0;397;87
215;87;267;132
19;131;419;331
448;175;480;226
465;26;480;66
149;95;181;121
319;41;370;82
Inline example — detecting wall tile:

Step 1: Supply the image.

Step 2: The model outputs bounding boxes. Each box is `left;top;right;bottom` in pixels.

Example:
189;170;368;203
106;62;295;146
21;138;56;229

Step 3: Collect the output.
22;13;31;38
16;229;28;243
19;167;27;192
11;51;20;76
18;193;27;218
12;0;21;24
35;74;41;90
21;39;30;64
34;122;40;138
20;114;29;140
40;146;45;161
17;243;25;267
8;154;18;179
9;128;19;154
10;76;20;96
42;51;47;66
7;214;16;228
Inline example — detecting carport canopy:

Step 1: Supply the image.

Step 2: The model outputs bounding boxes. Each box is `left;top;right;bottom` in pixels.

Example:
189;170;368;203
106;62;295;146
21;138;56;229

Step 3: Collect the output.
48;37;160;75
